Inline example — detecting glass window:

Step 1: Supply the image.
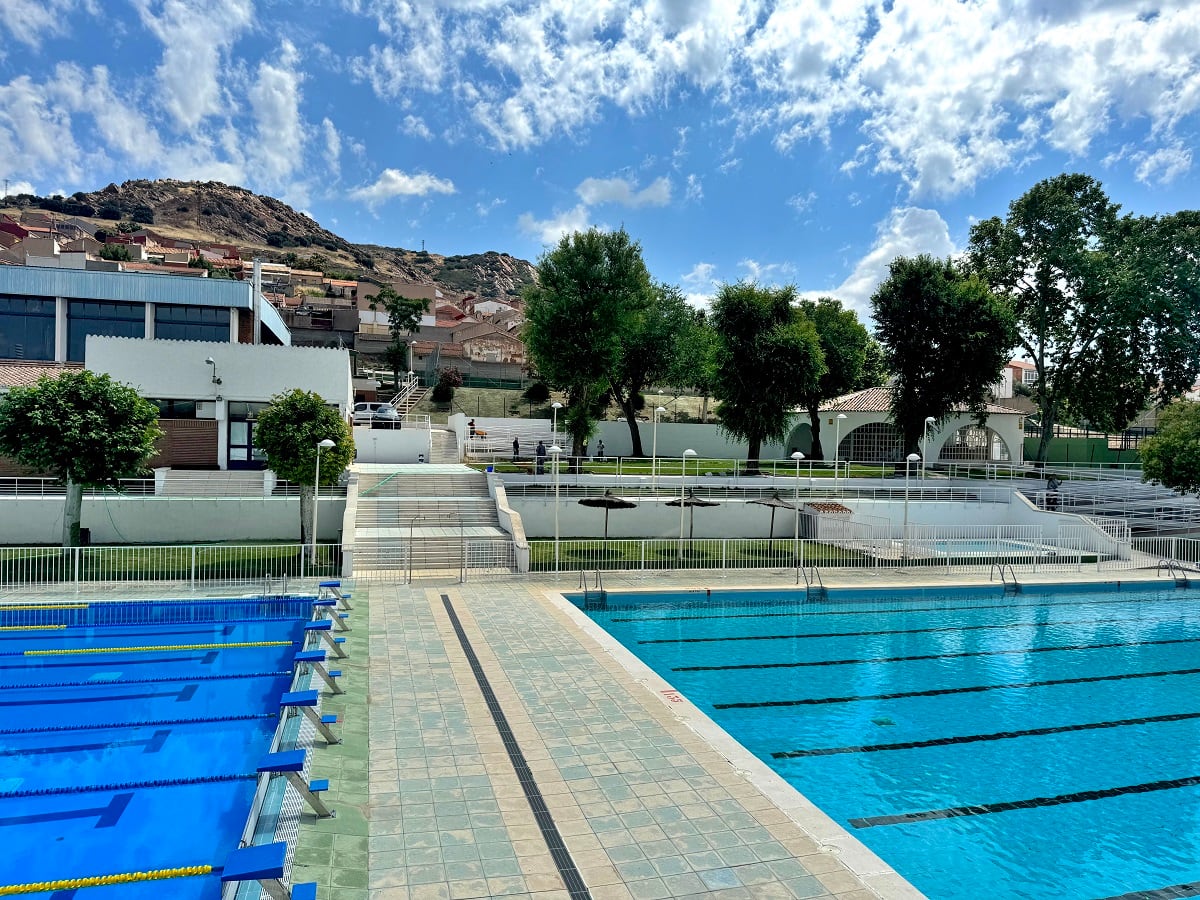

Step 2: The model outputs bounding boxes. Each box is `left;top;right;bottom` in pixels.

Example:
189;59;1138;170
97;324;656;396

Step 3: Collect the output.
67;300;144;362
0;295;55;361
150;399;197;419
154;304;230;343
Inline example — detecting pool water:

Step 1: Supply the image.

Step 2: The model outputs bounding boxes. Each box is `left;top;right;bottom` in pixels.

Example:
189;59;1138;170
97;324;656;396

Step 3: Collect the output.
0;598;312;898
577;584;1200;899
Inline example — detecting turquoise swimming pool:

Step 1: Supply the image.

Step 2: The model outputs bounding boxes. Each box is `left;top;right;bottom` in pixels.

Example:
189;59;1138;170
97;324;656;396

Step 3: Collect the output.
574;582;1200;899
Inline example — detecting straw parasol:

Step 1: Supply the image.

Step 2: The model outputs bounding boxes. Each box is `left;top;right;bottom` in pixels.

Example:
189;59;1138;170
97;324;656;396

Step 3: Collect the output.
749;490;797;538
577;489;638;539
666;489;720;540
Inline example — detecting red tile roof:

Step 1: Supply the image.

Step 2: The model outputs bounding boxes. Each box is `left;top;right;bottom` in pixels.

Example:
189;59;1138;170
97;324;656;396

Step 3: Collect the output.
0;361;84;389
819;386;1024;415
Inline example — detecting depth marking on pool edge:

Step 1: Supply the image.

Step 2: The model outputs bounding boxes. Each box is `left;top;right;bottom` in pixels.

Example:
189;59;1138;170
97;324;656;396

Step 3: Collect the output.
848;774;1200;829
714;665;1200;709
440;594;592;900
773;710;1200;758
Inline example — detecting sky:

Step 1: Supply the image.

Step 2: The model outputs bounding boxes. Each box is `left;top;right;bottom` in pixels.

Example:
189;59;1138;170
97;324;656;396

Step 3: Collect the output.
3;1;1200;322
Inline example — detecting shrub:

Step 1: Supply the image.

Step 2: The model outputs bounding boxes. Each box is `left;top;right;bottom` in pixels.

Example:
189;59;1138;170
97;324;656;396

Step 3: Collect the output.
522;381;551;403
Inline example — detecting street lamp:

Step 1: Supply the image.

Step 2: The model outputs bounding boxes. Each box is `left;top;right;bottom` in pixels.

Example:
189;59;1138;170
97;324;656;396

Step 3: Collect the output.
833;413;847;489
791;451;804;568
312;438;336;564
549;445;562;572
551;401;563;442
677;449;697;561
651;406;667;492
903;452;920;565
922;417;936;480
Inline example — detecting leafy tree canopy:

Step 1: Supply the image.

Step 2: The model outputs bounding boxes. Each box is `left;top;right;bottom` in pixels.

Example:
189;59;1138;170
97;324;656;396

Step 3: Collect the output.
871;255;1017;454
0;371;163;546
523;227;652;456
255;390;354;487
967;173;1200;461
710;282;826;470
796;297;871;459
1140;401;1200;495
371;286;427;341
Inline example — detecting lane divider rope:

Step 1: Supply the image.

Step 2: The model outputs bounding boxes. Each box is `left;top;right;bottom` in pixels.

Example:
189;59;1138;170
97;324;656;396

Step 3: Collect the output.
0;626;65;632
0;864;212;895
20;640;295;657
0;712;276;737
0;670;291;691
0;772;256;800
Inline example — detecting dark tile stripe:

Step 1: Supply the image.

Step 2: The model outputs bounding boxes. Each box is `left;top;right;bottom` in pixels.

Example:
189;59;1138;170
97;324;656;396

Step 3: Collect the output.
440;594;591;900
611;592;1157;623
772;711;1200;758
678;636;1200;673
640;612;1186;645
848;774;1200;829
714;666;1200;709
1098;880;1200;899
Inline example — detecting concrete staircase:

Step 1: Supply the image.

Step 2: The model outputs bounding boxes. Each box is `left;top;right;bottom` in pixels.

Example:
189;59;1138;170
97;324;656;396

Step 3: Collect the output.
351;463;514;577
158;470;267;497
428;428;460;464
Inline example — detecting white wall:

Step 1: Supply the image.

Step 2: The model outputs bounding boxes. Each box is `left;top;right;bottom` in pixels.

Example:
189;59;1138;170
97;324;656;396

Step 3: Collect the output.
86;337;354;411
0;496;346;545
351;426;432;463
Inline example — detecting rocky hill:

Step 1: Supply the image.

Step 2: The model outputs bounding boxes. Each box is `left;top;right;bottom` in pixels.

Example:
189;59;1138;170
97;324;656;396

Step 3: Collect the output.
2;179;537;300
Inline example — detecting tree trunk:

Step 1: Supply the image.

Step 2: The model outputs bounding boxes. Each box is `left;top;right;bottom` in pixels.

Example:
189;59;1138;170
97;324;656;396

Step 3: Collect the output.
746;437;762;474
62;477;83;548
617;394;645;456
299;484;315;558
1034;410;1056;464
807;405;824;460
701;394;709;422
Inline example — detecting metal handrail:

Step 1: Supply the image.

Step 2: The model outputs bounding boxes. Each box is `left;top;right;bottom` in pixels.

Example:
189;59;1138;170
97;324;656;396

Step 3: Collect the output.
1158;558;1191;585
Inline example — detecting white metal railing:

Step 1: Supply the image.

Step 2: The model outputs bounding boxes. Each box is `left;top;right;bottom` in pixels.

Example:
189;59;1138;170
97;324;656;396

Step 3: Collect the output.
0;543;342;592
352;539;517;581
500;480;1015;505
389;371;421;407
0;478;156;497
526;521;1139;576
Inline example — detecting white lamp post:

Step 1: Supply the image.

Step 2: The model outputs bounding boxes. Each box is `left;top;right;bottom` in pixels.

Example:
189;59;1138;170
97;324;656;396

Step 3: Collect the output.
678;449;697;561
833;413;847;489
651;406;666;492
551;401;562;443
791;451;805;567
312;438;335;563
922;417;936;480
549;445;562;572
903;452;920;564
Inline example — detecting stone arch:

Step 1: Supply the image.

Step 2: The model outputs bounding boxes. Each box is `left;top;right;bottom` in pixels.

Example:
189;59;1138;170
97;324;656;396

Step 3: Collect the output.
939;424;1012;461
839;421;904;462
785;421;813;456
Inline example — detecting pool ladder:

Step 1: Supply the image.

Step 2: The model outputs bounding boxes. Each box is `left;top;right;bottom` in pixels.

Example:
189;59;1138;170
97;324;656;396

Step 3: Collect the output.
990;563;1021;595
800;566;827;601
579;570;607;611
1158;559;1191;588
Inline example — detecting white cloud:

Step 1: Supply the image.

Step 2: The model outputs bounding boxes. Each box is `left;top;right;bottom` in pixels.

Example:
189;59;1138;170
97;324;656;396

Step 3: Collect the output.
787;190;816;214
738;258;796;283
680;261;718;308
247;41;307;185
131;0;255;131
322;118;342;174
0;73;85;183
350;168;457;206
2;0;93;47
517;204;595;246
685;174;703;202
476;196;505;217
576;175;672;208
403;115;433;140
805;206;957;320
1;180;36;198
1132;144;1192;185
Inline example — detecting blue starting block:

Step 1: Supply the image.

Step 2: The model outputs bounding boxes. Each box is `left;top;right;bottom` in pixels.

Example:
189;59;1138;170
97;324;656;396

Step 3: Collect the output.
280;689;340;744
303;619;347;658
318;580;352;611
294;649;344;695
222;841;318;900
259;750;333;818
312;598;350;632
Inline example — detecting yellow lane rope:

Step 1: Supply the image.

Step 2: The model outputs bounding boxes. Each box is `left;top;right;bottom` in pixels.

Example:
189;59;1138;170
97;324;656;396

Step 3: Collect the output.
0;625;65;631
25;640;293;657
0;864;212;895
0;604;88;611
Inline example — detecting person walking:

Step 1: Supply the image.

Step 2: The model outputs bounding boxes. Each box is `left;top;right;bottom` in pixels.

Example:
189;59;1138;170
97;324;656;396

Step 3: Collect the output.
535;440;546;474
512;436;520;462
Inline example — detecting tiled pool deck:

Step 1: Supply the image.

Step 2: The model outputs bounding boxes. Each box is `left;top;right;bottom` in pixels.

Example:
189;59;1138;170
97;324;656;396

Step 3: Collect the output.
296;568;1172;900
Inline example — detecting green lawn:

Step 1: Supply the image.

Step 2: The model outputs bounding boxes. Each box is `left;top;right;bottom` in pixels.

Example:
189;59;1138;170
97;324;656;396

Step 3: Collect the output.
528;539;869;571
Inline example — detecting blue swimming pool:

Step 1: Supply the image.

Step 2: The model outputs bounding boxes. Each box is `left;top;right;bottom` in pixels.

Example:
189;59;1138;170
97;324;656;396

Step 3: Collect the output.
0;597;316;898
575;583;1200;899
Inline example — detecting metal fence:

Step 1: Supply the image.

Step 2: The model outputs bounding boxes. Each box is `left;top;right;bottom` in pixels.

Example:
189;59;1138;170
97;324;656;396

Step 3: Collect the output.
0;543;341;593
352;539;517;582
527;521;1138;576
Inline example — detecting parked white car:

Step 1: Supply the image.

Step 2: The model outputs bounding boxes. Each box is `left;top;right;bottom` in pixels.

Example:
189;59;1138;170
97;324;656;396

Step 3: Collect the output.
353;402;390;425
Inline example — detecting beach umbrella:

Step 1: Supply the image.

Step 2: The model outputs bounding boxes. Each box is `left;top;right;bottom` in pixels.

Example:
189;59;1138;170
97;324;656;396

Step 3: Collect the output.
577;489;638;539
749;490;796;538
666;489;720;540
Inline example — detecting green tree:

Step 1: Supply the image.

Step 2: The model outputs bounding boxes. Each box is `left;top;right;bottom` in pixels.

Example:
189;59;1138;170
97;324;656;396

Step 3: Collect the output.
871;255;1017;455
370;285;428;388
0;371;162;547
254;390;354;557
967;173;1200;462
669;309;719;423
1140;401;1200;495
99;242;132;261
796;297;871;460
524;228;652;458
710;282;826;472
382;341;409;393
608;282;692;455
